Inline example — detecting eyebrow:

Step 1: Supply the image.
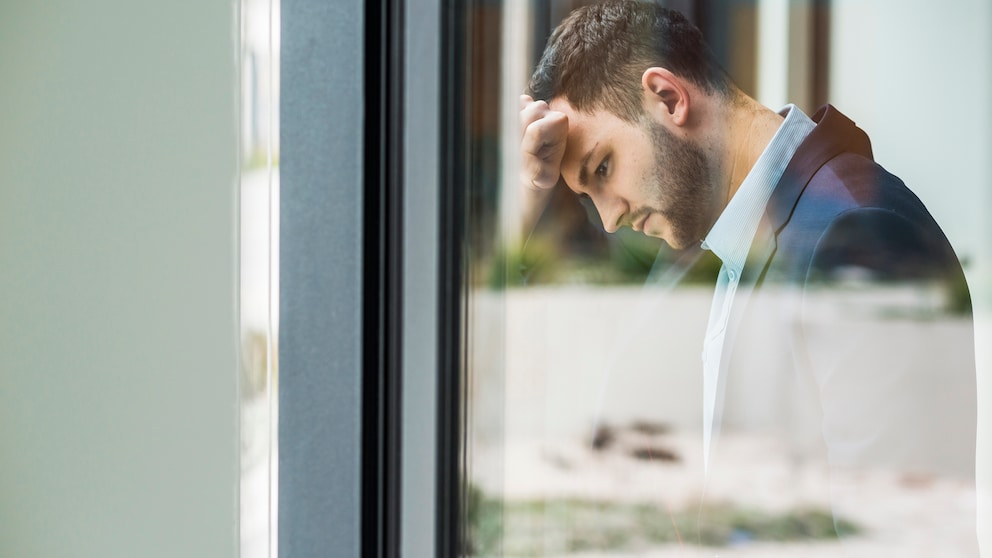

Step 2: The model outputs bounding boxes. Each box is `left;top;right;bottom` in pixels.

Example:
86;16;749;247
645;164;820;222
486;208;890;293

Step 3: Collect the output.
577;143;598;188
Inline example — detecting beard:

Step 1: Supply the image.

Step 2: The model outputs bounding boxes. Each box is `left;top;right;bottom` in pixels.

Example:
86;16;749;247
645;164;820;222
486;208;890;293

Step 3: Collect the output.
637;117;720;249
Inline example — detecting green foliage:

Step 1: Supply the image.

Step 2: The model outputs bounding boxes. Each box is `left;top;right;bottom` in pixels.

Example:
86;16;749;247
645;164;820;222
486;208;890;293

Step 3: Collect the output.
486;238;562;288
464;488;862;556
945;270;973;315
609;228;664;278
486;238;714;289
464;483;503;556
693;505;859;546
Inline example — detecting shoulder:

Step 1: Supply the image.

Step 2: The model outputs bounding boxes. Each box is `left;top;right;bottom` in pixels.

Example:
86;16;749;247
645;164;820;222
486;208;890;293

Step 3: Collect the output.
777;156;962;284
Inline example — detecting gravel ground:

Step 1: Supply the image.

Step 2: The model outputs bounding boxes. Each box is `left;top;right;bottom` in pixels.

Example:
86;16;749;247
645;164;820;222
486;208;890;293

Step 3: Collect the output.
470;430;979;557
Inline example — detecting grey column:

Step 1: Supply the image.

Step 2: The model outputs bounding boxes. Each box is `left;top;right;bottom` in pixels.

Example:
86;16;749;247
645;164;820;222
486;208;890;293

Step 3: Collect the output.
279;1;364;557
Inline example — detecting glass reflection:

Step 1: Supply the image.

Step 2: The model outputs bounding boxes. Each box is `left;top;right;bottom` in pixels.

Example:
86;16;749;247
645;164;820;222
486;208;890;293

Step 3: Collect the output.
240;0;280;556
462;1;983;556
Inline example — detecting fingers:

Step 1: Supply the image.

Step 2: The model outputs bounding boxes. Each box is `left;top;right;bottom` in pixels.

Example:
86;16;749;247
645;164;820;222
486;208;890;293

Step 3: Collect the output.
518;97;549;136
521;112;568;188
519;96;569;190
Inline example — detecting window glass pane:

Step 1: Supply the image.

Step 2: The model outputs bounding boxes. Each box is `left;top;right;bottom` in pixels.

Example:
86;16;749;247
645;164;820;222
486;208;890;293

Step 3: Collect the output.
458;1;991;556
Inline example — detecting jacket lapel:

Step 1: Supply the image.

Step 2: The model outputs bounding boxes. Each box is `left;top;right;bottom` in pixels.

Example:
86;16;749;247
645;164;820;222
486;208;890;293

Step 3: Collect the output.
766;105;873;235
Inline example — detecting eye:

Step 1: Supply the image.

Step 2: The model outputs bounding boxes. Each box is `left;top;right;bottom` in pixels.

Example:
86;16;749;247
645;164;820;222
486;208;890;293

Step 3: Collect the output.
595;158;609;179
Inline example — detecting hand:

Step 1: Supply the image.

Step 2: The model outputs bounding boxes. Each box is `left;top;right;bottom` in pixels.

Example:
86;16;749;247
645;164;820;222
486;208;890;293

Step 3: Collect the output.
519;95;569;190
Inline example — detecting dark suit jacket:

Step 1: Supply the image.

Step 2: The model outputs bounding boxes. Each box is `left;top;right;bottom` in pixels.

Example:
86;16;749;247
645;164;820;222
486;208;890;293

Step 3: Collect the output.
754;105;968;287
707;105;977;550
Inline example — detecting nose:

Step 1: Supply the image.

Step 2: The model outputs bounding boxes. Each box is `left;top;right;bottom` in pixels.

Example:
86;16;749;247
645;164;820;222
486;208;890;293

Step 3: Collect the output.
591;194;626;234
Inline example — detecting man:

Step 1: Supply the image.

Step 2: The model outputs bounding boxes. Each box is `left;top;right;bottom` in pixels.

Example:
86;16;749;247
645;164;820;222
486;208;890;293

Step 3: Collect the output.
519;0;977;551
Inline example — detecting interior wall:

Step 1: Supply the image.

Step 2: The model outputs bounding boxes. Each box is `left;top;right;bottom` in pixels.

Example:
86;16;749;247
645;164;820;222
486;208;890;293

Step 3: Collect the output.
0;2;240;557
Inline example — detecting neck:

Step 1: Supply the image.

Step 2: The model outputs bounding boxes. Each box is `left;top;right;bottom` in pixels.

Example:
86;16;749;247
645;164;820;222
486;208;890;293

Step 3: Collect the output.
717;96;784;204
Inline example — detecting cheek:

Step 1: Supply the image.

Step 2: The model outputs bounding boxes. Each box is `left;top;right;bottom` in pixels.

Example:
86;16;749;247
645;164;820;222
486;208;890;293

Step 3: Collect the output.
634;158;665;203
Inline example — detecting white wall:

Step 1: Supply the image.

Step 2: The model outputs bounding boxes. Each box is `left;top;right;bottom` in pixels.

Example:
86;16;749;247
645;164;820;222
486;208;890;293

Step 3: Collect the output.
829;1;992;552
830;0;992;284
0;2;239;557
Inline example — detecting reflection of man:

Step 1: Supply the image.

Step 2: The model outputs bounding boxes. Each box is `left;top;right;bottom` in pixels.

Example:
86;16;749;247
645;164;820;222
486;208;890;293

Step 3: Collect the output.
520;0;976;551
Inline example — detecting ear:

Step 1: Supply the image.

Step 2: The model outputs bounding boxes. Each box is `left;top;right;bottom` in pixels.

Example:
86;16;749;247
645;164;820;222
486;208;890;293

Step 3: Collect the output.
641;67;689;126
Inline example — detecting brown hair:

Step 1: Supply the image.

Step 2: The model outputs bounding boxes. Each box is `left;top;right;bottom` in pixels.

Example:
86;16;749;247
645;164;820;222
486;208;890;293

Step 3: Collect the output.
529;0;733;122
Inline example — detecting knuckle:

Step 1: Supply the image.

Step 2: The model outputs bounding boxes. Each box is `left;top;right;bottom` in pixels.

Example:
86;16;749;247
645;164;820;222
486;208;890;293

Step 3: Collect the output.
522;121;544;146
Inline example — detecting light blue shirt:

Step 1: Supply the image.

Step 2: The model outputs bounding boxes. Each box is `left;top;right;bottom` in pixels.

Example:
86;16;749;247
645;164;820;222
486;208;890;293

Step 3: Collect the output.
700;105;816;471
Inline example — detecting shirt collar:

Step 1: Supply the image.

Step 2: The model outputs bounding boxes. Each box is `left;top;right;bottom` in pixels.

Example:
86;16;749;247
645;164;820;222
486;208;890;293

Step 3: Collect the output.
702;104;816;271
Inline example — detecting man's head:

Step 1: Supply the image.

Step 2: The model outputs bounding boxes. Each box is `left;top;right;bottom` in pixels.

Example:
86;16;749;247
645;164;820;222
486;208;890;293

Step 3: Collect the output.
525;1;739;248
547;93;720;248
529;0;733;123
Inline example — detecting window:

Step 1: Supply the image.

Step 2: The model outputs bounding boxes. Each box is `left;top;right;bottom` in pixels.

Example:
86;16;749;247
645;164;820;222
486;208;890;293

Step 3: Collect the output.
274;1;991;556
446;1;991;555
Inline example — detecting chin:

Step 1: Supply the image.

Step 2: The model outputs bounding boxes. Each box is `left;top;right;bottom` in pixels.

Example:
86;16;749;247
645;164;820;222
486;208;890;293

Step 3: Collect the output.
667;231;705;251
642;229;669;243
661;233;690;250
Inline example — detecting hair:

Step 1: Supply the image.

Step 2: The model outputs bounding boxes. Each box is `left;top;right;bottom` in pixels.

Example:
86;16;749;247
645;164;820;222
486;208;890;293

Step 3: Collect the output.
528;0;734;122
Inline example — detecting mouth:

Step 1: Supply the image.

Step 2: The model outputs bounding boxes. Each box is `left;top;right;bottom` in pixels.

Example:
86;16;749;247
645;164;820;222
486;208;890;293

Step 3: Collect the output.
632;212;650;232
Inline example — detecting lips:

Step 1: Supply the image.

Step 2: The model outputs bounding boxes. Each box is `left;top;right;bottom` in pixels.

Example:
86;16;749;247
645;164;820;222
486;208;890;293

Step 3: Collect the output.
633;212;650;232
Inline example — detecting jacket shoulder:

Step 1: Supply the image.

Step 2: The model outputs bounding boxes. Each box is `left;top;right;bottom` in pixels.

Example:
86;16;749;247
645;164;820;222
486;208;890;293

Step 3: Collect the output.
773;153;964;288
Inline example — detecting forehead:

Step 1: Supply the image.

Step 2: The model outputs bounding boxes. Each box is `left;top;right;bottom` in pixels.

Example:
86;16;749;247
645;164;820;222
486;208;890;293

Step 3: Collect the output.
549;98;624;140
549;99;629;172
